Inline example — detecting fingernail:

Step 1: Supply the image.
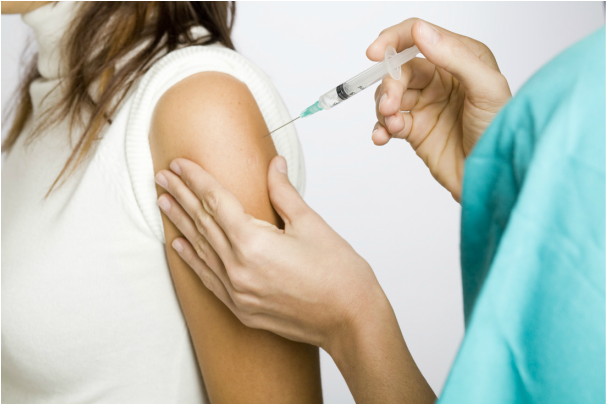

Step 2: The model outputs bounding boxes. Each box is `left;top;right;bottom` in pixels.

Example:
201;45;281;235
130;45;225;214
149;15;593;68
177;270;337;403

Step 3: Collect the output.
155;173;168;189
379;93;387;108
157;195;171;213
372;123;380;135
385;115;395;131
419;20;440;44
170;161;181;175
275;156;287;175
172;239;183;253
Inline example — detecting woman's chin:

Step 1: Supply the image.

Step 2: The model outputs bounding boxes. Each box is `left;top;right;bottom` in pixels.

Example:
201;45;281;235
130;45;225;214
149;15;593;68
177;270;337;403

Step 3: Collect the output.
1;1;50;15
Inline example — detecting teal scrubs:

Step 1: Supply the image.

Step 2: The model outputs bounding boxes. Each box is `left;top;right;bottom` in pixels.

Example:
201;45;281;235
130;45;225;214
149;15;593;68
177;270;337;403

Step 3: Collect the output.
440;27;606;403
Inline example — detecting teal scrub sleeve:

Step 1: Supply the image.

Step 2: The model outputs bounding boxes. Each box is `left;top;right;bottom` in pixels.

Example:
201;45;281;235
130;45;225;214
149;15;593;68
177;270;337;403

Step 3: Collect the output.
439;26;606;404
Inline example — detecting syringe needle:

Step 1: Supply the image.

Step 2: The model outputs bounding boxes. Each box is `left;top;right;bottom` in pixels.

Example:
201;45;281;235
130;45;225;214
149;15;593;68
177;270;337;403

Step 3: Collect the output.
263;116;300;138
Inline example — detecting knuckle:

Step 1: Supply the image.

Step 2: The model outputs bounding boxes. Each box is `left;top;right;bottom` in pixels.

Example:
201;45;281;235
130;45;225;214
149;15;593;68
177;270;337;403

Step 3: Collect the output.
234;246;250;264
192;237;209;259
228;268;250;293
234;236;264;264
395;116;412;140
232;291;260;314
473;39;489;53
194;210;213;236
232;292;245;310
231;291;252;313
202;189;221;216
238;313;255;329
232;215;256;245
469;38;492;57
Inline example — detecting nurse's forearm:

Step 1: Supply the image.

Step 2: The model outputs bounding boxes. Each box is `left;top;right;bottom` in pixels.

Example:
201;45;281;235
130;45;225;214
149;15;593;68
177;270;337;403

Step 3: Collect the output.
327;295;436;403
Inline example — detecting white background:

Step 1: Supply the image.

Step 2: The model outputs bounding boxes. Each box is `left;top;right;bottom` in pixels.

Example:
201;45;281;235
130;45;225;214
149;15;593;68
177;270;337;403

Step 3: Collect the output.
2;2;604;403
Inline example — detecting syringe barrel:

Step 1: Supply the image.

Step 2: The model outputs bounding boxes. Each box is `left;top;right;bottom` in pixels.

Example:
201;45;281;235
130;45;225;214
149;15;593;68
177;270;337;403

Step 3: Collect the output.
317;45;419;111
318;62;387;110
343;61;389;97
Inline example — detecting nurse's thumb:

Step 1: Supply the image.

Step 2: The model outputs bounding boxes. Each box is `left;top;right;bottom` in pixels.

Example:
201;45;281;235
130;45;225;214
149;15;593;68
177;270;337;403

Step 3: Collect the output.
267;156;312;227
412;20;501;95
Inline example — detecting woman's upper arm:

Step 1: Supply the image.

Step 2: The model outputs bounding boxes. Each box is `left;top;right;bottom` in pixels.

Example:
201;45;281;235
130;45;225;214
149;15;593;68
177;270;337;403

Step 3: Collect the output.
149;71;322;403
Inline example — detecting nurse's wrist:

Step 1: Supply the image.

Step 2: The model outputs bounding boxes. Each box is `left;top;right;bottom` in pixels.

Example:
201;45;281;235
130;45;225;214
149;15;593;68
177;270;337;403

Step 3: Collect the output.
323;283;391;356
325;286;436;403
323;289;398;360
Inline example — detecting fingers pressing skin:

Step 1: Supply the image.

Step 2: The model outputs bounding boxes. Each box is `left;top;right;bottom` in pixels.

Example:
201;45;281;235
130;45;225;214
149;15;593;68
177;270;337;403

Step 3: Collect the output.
155;167;233;259
169;158;251;240
157;192;230;286
170;236;235;309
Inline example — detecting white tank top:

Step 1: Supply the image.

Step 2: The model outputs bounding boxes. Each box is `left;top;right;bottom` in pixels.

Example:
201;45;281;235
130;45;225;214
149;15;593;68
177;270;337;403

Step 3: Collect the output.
1;3;305;403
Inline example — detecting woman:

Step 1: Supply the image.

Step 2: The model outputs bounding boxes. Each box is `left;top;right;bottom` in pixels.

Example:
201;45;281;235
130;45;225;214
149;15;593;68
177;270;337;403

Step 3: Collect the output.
1;2;321;403
156;18;605;403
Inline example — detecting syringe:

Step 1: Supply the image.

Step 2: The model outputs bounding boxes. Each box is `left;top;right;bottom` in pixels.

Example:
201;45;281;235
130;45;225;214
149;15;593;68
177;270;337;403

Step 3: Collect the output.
265;45;420;137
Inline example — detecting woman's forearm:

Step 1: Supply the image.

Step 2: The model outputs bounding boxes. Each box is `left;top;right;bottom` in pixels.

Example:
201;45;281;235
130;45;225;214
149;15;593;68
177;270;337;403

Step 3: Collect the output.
327;290;436;404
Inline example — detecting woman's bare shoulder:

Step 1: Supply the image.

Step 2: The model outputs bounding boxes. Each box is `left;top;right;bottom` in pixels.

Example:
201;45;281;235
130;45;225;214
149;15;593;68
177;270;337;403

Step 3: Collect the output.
151;71;273;154
149;70;279;220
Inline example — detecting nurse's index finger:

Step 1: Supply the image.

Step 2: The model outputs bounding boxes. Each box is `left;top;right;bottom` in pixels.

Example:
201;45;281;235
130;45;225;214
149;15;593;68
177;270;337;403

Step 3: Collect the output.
367;18;492;64
169;158;250;240
367;18;420;61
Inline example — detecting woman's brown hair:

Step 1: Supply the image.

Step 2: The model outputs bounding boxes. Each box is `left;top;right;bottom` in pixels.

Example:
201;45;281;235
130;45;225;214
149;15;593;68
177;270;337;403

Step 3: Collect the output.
2;1;235;195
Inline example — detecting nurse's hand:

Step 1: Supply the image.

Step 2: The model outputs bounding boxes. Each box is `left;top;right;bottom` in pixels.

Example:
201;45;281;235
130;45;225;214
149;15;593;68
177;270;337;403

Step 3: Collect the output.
156;157;385;349
156;156;436;403
368;19;512;201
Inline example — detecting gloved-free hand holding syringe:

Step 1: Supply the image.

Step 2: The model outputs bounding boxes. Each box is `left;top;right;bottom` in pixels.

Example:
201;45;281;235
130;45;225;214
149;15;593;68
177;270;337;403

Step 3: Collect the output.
264;45;420;137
